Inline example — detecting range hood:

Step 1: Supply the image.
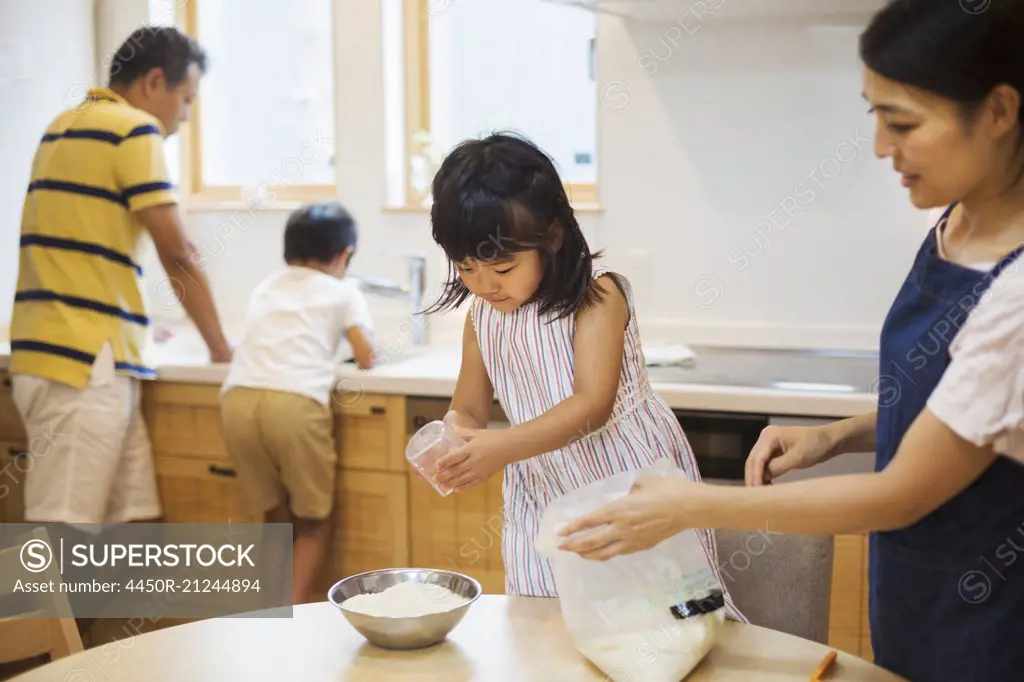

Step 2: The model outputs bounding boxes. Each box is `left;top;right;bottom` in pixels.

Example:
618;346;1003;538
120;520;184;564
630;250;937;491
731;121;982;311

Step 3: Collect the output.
542;0;886;23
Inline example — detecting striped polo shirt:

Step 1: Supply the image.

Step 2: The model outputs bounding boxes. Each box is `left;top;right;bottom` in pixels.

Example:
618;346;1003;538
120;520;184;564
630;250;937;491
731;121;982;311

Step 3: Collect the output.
9;87;176;389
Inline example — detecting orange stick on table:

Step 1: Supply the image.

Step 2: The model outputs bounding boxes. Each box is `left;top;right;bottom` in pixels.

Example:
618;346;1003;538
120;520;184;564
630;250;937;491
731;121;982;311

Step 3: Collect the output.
811;650;838;681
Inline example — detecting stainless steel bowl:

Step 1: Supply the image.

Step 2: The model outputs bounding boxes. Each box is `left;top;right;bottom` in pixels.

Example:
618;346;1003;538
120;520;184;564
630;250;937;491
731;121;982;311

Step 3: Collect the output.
328;568;482;650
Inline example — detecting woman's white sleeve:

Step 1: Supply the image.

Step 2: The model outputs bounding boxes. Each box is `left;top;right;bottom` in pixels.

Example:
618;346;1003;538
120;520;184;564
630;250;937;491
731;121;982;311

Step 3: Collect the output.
927;269;1024;459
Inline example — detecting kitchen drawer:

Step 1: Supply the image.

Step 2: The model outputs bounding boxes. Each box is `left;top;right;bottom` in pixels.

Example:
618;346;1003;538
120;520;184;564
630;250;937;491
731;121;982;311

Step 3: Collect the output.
334;393;393;418
0;373;27;442
153;454;260;523
334;393;406;472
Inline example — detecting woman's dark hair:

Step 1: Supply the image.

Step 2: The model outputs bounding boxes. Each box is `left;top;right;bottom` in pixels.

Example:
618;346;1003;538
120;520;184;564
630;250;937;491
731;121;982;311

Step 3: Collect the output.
425;132;602;320
860;0;1024;125
109;26;208;88
284;202;358;265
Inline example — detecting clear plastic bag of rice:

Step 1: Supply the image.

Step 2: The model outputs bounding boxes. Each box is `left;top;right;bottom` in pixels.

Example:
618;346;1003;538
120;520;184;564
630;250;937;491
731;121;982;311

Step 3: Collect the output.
537;459;728;682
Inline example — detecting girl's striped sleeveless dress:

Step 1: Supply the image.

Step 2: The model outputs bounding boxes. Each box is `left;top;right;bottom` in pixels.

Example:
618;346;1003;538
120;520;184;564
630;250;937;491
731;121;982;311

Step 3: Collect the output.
470;265;745;620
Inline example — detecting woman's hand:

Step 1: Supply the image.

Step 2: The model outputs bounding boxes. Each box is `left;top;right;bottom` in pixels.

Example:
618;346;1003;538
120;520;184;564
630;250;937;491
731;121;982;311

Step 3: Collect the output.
434;427;510;492
556;476;702;560
745;425;835;486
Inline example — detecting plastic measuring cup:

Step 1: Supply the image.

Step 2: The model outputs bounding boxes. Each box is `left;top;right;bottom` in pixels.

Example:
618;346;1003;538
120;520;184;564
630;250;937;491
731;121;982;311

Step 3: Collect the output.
405;420;465;497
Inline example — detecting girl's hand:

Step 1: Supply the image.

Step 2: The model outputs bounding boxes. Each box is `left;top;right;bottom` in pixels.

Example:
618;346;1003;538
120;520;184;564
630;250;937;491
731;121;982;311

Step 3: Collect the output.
556;477;701;560
745;425;834;487
434;428;510;492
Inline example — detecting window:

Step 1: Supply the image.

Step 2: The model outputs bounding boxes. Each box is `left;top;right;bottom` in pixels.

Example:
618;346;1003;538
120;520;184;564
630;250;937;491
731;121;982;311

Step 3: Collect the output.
179;0;338;206
149;0;182;189
383;0;599;210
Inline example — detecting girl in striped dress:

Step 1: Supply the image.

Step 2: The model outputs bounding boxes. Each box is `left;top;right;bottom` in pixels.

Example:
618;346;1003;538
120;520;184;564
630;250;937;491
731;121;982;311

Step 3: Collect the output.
426;132;743;618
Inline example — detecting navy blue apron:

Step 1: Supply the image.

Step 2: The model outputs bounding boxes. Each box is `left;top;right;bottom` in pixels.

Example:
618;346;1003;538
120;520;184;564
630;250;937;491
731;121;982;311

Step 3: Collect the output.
871;204;1024;682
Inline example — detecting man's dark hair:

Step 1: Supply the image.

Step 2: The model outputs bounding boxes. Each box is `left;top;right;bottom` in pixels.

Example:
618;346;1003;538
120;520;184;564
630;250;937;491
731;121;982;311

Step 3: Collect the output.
108;26;208;88
284;202;358;265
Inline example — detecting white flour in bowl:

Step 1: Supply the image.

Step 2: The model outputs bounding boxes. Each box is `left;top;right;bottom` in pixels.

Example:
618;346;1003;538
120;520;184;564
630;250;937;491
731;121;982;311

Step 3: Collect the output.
341;581;469;617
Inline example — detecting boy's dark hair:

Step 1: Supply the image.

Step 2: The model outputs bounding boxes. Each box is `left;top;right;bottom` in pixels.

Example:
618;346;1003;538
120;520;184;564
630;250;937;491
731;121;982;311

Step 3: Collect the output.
425;131;602;320
284;202;358;265
108;26;208;89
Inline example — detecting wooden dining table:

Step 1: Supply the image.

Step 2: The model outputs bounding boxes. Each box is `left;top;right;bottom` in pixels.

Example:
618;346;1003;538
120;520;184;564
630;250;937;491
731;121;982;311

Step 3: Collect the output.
13;596;905;681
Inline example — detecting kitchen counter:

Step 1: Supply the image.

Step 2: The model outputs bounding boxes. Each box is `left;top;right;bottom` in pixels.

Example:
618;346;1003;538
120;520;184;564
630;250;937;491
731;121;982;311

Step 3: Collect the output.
0;339;879;418
10;596;905;681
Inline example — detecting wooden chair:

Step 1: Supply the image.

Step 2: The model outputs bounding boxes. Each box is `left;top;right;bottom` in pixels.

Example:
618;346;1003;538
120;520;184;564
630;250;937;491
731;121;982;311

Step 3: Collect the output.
0;527;84;671
714;528;835;644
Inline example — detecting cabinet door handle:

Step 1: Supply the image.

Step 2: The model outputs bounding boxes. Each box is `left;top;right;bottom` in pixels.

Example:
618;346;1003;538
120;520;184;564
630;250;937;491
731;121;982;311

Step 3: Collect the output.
413;416;427;429
8;447;26;459
370;406;386;415
2;377;10;388
208;465;237;478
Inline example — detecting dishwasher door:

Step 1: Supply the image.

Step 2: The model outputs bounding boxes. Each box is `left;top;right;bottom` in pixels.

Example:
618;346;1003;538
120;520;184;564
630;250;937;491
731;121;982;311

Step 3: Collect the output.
768;415;877;483
406;396;509;434
673;410;771;484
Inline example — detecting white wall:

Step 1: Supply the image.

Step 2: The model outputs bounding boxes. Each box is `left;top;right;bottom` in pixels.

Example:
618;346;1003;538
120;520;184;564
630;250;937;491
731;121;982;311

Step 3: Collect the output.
169;1;930;351
592;8;930;348
6;0;935;352
0;0;96;330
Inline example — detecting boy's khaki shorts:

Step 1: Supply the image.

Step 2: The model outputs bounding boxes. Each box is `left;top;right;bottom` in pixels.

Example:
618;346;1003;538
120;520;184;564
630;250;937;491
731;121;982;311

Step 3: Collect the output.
220;387;337;519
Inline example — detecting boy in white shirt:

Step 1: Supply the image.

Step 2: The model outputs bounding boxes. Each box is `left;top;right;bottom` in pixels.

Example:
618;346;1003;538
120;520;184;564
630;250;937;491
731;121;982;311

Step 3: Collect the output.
220;201;376;604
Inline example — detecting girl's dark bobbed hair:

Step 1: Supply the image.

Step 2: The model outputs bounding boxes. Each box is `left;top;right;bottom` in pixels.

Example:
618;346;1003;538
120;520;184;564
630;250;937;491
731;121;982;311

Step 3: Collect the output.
424;131;603;320
860;0;1024;124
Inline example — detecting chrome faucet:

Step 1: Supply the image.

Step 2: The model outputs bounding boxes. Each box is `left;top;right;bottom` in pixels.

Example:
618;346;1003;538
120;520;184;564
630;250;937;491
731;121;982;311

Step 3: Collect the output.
350;254;428;346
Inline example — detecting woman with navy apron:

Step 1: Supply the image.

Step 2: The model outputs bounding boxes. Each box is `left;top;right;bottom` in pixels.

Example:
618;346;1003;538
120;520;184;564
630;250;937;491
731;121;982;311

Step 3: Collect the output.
556;2;1024;680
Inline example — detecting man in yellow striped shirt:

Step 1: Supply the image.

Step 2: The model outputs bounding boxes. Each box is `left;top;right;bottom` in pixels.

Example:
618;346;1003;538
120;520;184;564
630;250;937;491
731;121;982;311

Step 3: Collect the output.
10;26;232;526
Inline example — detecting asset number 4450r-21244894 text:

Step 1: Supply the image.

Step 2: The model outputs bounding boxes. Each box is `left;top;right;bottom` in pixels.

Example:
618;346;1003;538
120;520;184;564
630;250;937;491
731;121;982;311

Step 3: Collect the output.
124;578;261;593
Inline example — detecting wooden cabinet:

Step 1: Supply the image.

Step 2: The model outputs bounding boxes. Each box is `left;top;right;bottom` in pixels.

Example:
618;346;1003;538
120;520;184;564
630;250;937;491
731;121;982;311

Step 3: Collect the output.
0;373;28;524
153;455;260;523
333;394;407;472
143;382;255;523
828;533;872;659
404;396;509;594
142;382;229;460
315;470;410;594
318;393;411;588
860;544;874;660
408;468;506;594
143;383;412;594
0;441;27;524
0;372;27;442
140;381;876;659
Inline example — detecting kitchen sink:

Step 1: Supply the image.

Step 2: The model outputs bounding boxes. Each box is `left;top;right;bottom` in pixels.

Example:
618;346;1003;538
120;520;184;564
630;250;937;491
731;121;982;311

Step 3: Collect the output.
645;345;880;393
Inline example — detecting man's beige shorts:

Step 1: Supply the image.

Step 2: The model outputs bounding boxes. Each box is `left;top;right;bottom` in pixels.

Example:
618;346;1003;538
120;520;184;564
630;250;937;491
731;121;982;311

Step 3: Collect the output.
220;387;337;519
11;343;161;525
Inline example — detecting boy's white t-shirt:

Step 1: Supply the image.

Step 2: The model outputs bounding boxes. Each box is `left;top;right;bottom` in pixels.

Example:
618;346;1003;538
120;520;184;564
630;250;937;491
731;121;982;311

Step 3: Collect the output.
222;266;373;406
